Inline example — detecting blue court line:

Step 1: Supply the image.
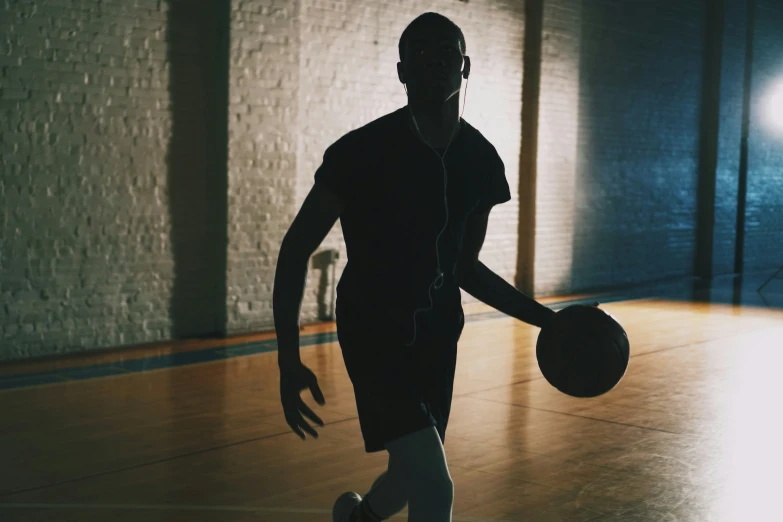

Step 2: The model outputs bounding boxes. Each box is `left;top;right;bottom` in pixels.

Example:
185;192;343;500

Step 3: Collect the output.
0;502;527;522
0;295;630;392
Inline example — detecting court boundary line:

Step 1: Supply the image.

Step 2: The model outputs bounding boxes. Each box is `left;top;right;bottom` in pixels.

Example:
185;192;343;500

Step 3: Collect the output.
0;502;574;522
0;294;636;392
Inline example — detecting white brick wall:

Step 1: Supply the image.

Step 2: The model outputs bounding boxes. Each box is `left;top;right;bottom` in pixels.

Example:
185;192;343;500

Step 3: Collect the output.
1;0;526;360
3;0;779;361
1;0;174;360
224;1;524;332
226;0;301;334
280;0;526;332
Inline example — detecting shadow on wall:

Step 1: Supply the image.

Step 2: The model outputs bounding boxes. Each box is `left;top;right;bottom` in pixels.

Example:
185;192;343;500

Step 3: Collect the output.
165;0;230;339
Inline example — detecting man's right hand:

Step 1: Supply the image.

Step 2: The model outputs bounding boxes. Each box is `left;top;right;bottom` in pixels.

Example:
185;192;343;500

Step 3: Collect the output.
279;362;326;440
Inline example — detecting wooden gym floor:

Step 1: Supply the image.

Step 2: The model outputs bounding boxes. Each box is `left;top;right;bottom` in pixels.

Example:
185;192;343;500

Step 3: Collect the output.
1;272;782;521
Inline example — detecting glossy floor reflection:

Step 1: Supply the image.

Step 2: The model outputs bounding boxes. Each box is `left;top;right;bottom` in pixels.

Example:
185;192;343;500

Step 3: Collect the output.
1;272;782;521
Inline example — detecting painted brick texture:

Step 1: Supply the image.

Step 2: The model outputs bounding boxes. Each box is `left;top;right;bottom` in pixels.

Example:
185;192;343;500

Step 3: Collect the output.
285;0;526;333
1;0;174;359
2;0;782;361
0;0;525;360
535;0;706;296
226;0;300;334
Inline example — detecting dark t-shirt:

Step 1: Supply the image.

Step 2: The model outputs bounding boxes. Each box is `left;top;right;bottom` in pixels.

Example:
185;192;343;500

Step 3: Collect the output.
315;106;511;343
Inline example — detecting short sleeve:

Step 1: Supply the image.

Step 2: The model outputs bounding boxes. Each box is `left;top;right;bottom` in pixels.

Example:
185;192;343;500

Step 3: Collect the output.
313;137;354;204
474;147;511;215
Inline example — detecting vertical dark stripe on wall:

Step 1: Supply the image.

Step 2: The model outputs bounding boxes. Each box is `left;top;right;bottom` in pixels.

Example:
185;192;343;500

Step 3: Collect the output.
695;0;725;280
517;0;544;296
210;0;231;336
166;0;231;339
735;0;755;275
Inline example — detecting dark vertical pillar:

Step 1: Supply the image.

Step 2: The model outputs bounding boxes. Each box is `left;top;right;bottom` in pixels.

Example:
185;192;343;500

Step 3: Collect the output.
209;0;230;336
694;0;725;281
735;0;755;275
166;0;230;338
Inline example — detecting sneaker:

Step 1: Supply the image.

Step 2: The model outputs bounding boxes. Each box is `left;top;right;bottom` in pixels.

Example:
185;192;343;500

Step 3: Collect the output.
332;491;362;522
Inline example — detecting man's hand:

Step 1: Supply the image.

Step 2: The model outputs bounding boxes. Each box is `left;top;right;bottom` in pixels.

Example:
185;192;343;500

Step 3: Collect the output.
280;363;326;440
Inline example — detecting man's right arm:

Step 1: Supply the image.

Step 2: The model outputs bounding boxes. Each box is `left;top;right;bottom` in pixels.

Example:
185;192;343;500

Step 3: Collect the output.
273;181;345;369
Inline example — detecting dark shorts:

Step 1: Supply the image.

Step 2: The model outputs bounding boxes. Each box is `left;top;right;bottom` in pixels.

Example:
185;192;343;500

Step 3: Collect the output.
336;298;465;453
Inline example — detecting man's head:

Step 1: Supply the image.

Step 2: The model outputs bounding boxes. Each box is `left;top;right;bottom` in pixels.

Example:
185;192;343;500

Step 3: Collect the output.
397;12;469;104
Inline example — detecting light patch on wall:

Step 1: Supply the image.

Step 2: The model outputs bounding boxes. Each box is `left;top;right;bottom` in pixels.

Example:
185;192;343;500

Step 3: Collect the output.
760;77;783;137
533;0;583;295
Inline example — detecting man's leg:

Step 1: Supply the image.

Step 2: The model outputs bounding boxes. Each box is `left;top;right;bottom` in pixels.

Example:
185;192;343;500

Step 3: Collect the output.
360;459;407;519
382;426;454;522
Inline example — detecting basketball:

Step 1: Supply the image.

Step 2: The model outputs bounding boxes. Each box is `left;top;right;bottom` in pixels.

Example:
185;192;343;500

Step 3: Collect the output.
536;304;630;398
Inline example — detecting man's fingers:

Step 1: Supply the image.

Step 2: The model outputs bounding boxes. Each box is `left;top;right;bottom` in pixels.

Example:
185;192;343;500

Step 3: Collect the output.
285;409;320;440
281;369;326;441
300;421;319;439
299;400;325;427
286;419;306;440
310;381;326;405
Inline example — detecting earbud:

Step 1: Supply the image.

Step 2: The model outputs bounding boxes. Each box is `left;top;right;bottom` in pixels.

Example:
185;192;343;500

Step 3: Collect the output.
435;270;444;289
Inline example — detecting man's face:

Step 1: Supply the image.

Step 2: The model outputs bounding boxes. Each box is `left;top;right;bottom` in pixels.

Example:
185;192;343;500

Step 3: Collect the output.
400;25;464;104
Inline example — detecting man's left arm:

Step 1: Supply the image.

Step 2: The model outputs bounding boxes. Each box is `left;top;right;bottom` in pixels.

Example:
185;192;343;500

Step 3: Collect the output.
458;261;554;328
456;210;555;329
